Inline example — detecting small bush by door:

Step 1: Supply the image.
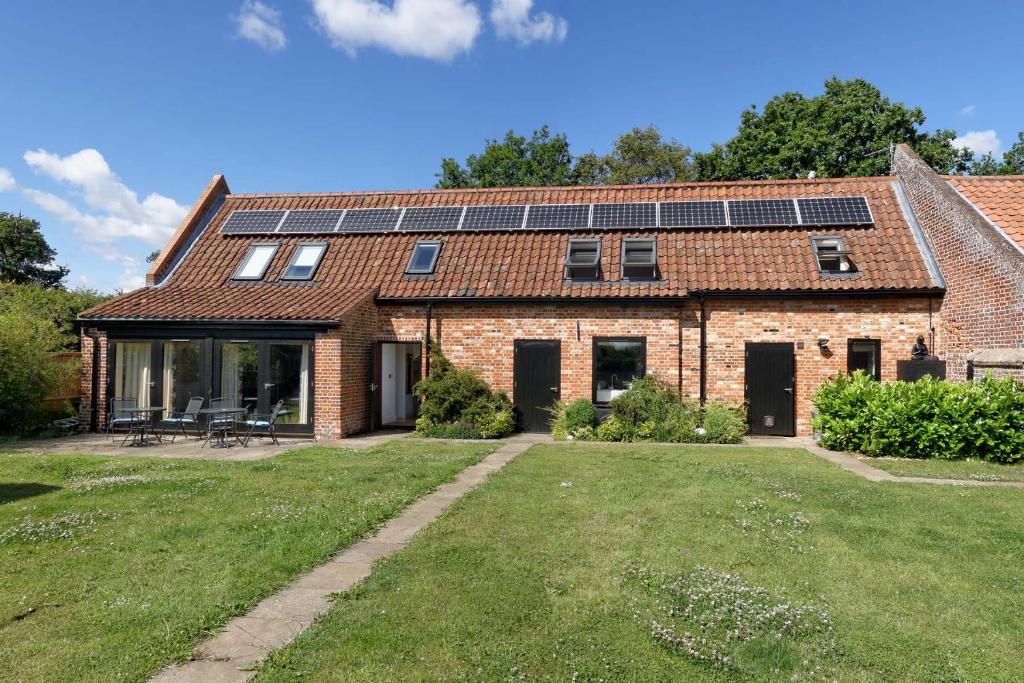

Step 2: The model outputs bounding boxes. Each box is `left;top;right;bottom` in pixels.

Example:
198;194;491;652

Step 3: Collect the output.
414;348;515;439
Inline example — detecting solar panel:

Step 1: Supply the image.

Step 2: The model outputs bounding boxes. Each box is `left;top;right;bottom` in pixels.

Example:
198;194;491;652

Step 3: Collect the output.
727;199;798;227
337;208;402;233
591;202;657;229
797;197;873;225
278;209;344;234
399;206;464;232
525;204;590;230
220;210;286;234
461;205;526;231
659;201;728;228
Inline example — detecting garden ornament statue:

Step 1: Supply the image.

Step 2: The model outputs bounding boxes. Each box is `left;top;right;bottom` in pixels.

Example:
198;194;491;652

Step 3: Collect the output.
911;335;929;360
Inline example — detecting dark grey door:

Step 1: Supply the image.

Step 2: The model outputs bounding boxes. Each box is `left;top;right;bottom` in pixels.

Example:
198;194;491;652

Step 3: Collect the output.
514;340;560;432
745;342;795;436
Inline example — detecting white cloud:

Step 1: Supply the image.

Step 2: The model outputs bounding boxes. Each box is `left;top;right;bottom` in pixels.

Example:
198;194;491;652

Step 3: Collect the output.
21;148;187;245
0;167;14;192
959;104;976;116
84;244;145;291
311;0;482;61
234;0;287;52
490;0;566;44
953;130;1002;157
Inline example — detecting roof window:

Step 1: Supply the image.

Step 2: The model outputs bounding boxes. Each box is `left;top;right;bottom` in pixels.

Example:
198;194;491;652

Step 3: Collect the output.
233;243;278;280
565;239;601;281
283;243;327;280
812;236;857;275
621;238;657;280
406;240;442;274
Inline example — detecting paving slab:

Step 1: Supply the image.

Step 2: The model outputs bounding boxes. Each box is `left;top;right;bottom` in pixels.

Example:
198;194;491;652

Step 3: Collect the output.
150;439;528;682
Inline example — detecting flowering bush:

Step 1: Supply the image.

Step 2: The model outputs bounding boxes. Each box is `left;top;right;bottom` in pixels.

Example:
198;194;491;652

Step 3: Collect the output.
414;348;514;439
812;372;1024;462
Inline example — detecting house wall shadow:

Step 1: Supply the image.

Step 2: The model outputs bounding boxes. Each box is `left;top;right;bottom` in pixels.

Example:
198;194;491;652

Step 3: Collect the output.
1;483;61;504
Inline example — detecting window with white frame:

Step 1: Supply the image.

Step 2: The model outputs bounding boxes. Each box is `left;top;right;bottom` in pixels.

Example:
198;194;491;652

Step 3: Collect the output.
283;243;327;280
812;236;857;274
234;244;278;280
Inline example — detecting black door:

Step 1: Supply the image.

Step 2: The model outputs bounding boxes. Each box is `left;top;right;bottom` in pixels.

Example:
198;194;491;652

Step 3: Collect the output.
745;343;795;436
514;340;561;432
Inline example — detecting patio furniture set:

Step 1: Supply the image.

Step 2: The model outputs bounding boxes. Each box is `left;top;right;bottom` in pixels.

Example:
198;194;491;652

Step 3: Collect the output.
105;396;286;448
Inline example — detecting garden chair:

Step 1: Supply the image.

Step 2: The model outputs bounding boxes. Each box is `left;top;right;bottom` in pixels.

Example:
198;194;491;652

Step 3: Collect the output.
106;397;140;443
160;395;205;442
201;396;241;447
241;400;285;447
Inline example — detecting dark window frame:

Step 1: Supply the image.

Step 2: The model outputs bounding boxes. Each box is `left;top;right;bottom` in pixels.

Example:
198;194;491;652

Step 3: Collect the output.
847;338;881;381
232;242;279;281
406;240;443;274
591;336;647;405
281;243;328;281
811;235;858;276
620;237;658;280
565;238;602;281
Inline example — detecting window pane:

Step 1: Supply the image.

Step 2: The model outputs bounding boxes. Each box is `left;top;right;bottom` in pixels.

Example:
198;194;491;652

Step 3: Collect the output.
269;343;310;424
237;245;276;278
624;241;654;264
408;243;439;272
284;245;325;279
162;341;201;412
221;343;259;410
849;341;878;379
114;342;151;409
594;340;644;403
568;242;599;265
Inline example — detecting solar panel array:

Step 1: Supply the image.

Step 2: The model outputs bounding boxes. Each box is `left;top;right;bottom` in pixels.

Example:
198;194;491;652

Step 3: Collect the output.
220;196;873;236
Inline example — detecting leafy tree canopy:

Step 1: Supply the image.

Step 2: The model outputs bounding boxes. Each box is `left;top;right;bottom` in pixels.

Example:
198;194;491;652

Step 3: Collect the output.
0;212;68;288
146;249;161;263
436;125;575;189
967;132;1024;175
574;126;694;185
0;283;110;350
693;78;974;180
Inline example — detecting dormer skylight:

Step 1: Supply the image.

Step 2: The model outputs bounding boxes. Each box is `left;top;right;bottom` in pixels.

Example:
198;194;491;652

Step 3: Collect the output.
283;244;326;280
234;243;278;280
812;236;857;275
565;239;601;281
621;238;657;280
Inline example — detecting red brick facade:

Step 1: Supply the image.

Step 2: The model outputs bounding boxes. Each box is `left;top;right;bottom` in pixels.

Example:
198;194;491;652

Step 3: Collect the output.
893;144;1024;380
78;330;108;431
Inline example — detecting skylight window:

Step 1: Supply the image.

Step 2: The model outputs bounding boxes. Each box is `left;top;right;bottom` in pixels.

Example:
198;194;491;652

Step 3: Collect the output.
621;238;657;280
234;244;278;280
406;241;442;274
812;236;857;275
283;243;326;280
565;239;601;281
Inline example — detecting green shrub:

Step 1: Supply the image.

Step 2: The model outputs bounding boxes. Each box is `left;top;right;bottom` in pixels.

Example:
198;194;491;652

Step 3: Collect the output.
0;312;71;435
564;398;598;433
696;402;747;444
812;373;1024;462
414;348;514;439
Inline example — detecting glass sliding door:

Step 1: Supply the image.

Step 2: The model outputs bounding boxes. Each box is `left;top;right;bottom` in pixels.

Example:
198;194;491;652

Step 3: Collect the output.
114;342;152;408
162;341;202;413
268;342;310;425
220;342;260;412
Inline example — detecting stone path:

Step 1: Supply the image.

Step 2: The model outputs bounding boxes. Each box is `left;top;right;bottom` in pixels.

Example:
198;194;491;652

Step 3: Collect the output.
746;436;1024;489
150;438;533;683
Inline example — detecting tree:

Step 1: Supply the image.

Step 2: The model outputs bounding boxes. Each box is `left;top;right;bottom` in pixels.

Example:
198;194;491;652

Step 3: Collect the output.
0;212;68;288
0;284;109;350
694;78;974;180
0;311;71;434
436;126;576;188
967;131;1024;175
146;249;161;263
573;126;694;185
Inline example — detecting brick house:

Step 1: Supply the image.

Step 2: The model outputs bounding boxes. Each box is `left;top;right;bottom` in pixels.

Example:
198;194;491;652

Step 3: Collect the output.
892;144;1024;380
79;174;946;438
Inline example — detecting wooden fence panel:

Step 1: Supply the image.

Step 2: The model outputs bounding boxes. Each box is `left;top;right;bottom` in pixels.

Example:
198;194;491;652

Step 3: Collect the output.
43;352;81;409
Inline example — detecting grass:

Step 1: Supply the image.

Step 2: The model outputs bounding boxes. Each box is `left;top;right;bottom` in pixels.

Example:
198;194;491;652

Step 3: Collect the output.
258;444;1024;682
863;456;1024;482
0;440;492;681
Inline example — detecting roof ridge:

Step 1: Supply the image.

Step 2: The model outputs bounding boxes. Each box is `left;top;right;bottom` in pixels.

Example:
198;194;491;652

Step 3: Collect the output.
225;176;896;200
944;175;1024;182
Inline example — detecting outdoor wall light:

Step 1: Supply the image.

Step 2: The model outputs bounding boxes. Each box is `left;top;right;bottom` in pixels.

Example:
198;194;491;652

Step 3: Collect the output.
817;335;830;349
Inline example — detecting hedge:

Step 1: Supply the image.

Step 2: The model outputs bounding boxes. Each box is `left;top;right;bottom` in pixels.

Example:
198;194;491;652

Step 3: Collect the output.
812;371;1024;463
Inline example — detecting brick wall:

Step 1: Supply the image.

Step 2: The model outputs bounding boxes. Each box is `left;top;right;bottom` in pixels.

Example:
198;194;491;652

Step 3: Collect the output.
314;294;380;439
893;144;1024;380
79;330;108;430
377;297;934;435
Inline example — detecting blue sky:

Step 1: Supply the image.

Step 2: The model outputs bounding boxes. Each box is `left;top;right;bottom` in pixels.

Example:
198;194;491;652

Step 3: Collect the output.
1;0;1021;292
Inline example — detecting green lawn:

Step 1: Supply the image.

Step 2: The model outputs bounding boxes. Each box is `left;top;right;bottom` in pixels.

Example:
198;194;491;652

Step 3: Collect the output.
259;444;1024;682
864;456;1024;483
0;441;492;681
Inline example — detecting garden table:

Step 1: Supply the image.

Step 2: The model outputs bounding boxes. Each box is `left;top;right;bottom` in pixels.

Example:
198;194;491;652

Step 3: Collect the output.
124;407;165;447
199;407;247;449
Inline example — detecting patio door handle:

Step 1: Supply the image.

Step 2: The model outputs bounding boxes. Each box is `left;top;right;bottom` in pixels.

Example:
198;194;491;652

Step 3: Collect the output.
264;383;276;389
